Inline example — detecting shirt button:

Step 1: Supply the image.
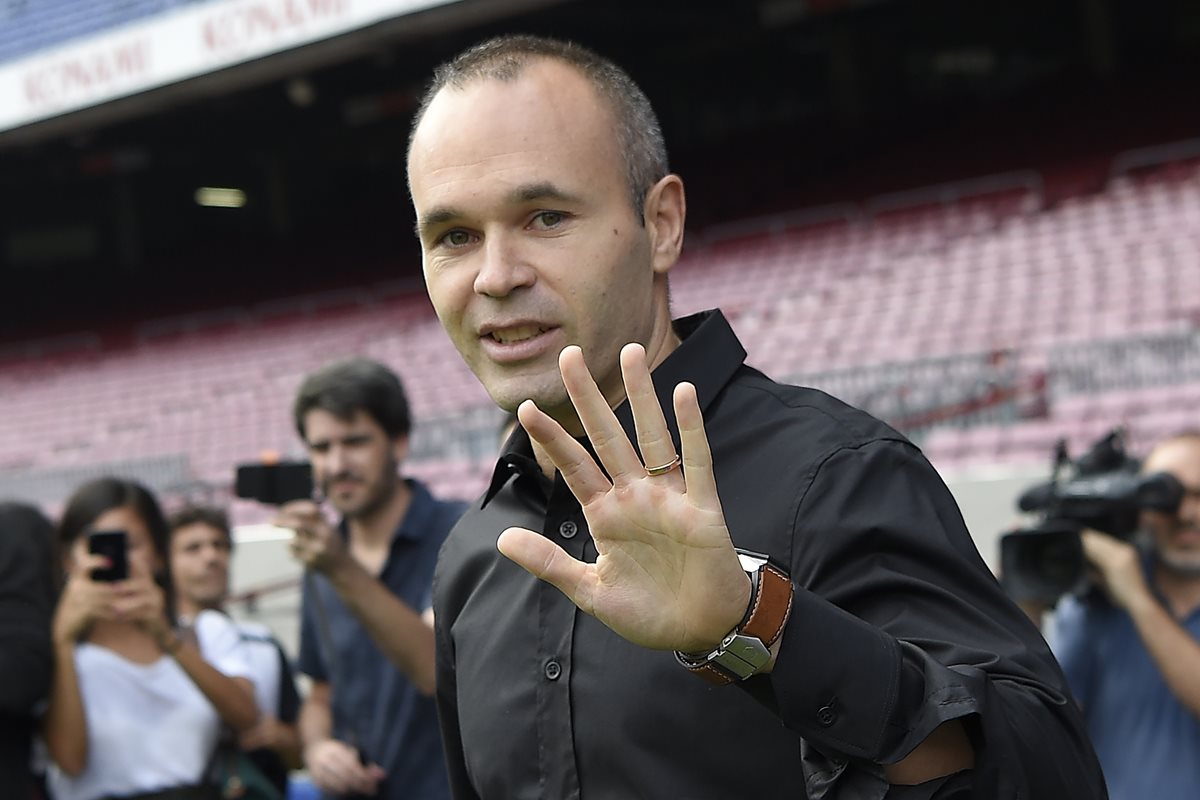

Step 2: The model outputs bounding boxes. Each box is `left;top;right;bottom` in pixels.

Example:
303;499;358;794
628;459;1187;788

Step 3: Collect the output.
817;703;838;727
544;659;562;681
558;520;578;539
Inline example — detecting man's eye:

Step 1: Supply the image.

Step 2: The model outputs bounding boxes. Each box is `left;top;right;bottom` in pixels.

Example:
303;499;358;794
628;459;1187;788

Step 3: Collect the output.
441;230;474;247
532;211;564;229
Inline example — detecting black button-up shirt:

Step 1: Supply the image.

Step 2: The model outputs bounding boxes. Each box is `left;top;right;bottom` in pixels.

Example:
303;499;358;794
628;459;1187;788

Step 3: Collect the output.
433;310;1105;799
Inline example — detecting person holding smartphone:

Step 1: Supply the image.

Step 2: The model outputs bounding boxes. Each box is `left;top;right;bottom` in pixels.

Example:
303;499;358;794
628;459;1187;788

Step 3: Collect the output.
43;477;260;800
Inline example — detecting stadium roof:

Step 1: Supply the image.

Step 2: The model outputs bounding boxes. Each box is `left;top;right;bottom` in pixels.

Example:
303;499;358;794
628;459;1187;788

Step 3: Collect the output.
1;0;1198;341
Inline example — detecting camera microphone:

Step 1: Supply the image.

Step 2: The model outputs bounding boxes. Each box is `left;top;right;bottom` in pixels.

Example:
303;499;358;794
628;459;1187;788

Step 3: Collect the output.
1017;482;1058;513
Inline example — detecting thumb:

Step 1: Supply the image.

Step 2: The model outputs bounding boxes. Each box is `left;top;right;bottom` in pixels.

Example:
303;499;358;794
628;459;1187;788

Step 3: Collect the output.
497;527;591;608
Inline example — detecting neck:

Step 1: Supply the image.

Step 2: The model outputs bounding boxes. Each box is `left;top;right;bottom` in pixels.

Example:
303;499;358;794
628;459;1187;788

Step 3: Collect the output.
87;618;155;646
1153;560;1200;618
175;596;221;623
348;478;413;546
534;313;682;478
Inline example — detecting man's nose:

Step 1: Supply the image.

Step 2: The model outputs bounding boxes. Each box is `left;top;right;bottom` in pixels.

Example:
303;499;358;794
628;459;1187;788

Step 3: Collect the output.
473;234;535;298
1180;492;1200;525
324;444;348;475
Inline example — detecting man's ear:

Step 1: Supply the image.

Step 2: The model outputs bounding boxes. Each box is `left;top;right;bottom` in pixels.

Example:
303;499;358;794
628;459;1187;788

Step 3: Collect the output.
392;435;411;464
644;174;686;277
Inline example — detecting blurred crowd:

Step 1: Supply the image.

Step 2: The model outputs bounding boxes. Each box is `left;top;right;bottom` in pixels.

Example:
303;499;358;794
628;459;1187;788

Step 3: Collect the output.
1;357;463;800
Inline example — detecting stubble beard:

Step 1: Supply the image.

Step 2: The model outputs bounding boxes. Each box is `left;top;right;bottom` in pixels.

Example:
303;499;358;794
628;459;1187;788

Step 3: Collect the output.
1158;546;1200;578
1153;522;1200;578
341;467;401;523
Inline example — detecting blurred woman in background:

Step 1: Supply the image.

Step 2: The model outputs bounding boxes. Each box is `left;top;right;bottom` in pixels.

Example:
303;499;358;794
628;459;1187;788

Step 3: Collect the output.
44;477;259;800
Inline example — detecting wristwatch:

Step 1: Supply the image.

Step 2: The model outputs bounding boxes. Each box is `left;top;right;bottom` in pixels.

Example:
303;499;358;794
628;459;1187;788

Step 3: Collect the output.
674;549;794;685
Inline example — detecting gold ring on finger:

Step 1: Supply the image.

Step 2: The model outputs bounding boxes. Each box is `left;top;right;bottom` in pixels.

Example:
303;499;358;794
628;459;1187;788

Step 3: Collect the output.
645;454;681;477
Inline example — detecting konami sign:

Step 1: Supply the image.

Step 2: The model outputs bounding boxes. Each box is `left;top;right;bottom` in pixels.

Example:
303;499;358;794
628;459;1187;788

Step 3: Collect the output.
201;0;350;58
23;39;153;109
0;0;451;134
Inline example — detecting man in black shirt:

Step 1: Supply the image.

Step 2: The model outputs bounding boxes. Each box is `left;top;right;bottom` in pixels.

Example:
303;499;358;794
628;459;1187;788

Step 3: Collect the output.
407;35;1106;799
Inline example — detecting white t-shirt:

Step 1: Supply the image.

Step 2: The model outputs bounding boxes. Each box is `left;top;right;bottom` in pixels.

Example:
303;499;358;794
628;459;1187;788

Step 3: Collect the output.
47;610;255;800
234;620;281;717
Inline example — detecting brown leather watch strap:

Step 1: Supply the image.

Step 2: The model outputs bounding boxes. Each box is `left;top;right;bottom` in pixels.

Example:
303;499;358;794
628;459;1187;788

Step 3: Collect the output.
682;560;794;686
689;661;738;685
742;562;793;647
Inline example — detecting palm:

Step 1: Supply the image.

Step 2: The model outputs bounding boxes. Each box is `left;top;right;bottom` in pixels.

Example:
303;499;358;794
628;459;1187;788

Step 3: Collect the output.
498;344;749;653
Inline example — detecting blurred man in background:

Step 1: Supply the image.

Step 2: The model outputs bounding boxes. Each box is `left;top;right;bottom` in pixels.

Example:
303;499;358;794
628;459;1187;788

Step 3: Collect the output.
0;502;55;800
281;358;465;800
1051;431;1200;800
169;504;302;797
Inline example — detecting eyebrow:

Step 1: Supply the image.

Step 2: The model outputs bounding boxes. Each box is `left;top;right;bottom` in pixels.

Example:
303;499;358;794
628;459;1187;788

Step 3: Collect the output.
414;182;584;239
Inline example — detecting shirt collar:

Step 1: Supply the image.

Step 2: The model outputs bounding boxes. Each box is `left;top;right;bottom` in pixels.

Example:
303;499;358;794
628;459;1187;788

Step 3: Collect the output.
337;478;440;544
396;478;442;542
481;309;747;507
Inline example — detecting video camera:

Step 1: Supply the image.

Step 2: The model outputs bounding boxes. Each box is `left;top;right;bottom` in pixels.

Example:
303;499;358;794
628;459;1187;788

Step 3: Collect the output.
999;429;1183;604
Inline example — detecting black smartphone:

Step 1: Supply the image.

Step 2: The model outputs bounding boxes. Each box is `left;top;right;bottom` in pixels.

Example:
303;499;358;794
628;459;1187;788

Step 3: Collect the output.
88;529;129;582
235;461;314;505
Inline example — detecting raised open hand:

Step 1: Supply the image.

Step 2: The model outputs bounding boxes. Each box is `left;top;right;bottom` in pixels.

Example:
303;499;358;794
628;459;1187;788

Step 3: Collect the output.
497;343;750;653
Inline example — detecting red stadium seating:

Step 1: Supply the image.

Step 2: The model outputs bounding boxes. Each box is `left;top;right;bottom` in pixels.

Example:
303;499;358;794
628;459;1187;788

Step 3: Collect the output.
2;155;1198;511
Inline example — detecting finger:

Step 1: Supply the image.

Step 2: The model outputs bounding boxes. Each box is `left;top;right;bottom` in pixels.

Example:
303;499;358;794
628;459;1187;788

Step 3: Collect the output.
289;538;314;563
322;746;362;780
279;499;320;517
674;382;720;509
518;400;613;506
337;757;374;793
497;527;595;616
73;553;113;578
353;768;383;795
109;597;144;620
317;766;350;795
274;504;321;533
559;345;644;483
116;574;159;595
620;343;680;480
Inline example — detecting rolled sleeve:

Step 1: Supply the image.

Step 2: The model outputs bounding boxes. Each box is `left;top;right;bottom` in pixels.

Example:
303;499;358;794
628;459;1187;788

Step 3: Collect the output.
768;439;1104;798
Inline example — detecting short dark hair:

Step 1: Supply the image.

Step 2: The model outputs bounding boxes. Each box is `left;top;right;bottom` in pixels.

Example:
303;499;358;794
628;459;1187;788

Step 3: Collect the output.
293;358;412;441
408;34;668;220
58;477;175;617
168;505;232;550
0;500;58;600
